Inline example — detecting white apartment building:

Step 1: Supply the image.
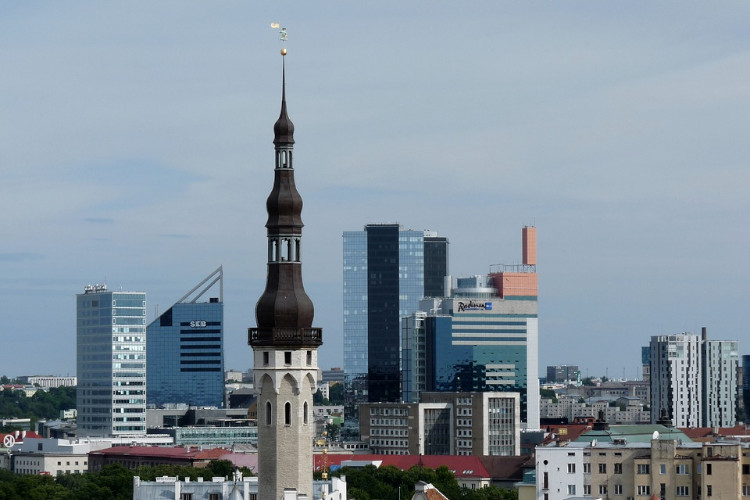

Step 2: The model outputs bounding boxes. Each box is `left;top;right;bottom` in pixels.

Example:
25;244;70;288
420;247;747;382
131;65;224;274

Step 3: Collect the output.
649;334;701;427
702;339;739;428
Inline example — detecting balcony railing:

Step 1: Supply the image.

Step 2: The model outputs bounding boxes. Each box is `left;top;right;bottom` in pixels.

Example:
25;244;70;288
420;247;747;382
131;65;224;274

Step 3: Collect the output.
248;327;322;347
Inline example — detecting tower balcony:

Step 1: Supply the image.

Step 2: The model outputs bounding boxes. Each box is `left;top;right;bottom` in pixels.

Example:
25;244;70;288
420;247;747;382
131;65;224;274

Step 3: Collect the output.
248;327;322;348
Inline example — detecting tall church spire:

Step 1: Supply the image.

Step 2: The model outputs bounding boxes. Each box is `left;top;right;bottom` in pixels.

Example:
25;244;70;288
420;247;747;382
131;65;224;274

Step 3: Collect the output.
249;46;322;500
252;48;319;340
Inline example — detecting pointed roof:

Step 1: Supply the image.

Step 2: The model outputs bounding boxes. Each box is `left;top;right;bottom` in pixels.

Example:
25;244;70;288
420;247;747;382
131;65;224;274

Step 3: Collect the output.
273;55;295;145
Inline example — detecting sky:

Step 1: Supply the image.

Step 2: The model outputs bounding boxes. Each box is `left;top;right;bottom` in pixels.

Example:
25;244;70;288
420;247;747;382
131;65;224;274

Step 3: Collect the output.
2;2;749;380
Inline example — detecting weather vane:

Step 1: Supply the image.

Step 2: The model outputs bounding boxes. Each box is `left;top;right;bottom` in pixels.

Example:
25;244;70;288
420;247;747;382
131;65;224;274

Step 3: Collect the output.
270;22;288;55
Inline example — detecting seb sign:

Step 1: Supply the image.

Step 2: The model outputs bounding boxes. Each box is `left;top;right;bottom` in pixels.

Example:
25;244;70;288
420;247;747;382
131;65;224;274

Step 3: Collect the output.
190;320;207;328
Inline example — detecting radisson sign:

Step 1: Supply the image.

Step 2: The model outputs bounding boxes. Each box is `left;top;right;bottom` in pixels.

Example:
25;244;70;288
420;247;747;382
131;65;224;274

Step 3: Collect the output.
456;300;493;312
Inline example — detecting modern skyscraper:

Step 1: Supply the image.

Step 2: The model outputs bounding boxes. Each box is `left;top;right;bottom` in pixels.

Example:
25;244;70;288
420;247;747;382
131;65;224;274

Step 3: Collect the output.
248;49;322;500
76;284;147;437
401;227;539;428
147;267;224;408
343;225;448;403
649;329;739;428
649;333;702;428
701;334;739;428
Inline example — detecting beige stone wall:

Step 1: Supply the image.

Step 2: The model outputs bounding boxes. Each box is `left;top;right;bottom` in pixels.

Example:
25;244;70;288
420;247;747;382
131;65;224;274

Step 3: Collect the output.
255;347;318;500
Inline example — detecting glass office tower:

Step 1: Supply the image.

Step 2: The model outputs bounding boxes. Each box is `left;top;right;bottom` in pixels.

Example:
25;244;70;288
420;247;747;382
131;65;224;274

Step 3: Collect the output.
147;267;224;408
343;224;448;403
77;285;147;436
402;277;539;428
401;227;540;428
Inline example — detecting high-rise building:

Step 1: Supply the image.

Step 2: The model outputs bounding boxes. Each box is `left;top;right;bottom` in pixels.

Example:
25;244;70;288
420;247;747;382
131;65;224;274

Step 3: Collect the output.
702;336;739;428
248;50;322;500
76;284;146;436
742;355;750;426
343;225;448;403
147;267;224;408
401;227;540;428
641;346;650;381
546;365;579;384
649;333;702;428
649;329;739;428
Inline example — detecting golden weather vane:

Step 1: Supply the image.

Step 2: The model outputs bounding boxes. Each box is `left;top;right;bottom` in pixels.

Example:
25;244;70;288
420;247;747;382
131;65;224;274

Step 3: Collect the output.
270;22;288;55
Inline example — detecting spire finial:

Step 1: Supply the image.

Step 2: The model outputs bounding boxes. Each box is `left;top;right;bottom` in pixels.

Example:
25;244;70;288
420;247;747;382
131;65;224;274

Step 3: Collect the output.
271;23;288;56
271;23;294;145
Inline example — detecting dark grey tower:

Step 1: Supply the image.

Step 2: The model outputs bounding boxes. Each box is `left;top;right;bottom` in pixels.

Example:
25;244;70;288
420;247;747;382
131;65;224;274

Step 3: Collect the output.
249;49;322;500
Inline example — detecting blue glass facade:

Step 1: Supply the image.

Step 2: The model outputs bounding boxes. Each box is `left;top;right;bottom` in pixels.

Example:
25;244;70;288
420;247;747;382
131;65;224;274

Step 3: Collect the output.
77;286;147;436
404;292;540;427
147;300;224;408
343;225;448;403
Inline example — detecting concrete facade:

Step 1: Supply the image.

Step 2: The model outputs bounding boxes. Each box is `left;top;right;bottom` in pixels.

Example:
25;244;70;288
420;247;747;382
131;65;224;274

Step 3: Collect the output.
360;392;520;456
536;438;750;500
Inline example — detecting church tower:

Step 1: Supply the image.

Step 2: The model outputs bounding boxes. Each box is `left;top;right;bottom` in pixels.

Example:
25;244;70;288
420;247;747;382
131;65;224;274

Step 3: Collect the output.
249;47;322;500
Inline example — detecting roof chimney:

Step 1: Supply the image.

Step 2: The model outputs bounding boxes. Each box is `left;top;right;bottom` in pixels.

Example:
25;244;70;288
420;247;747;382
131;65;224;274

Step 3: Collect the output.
522;226;536;266
702;327;707;341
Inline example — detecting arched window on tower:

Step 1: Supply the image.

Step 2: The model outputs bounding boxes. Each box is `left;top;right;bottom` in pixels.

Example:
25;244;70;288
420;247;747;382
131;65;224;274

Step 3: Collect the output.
303;402;308;425
266;402;272;426
285;402;292;426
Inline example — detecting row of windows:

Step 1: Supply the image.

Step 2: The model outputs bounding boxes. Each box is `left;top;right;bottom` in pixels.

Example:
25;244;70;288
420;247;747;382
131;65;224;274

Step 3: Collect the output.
370;418;408;427
369;407;409;416
371;428;407;437
264;401;310;426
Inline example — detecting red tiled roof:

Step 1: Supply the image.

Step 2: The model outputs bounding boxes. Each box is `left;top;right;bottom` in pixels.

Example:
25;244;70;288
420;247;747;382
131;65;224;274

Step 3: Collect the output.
541;424;590;444
313;454;489;478
90;445;231;460
425;487;450;500
0;431;42;444
679;426;750;441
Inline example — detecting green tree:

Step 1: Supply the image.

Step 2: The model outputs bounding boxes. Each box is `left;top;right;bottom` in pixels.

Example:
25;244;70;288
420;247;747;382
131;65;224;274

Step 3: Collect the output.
326;422;341;441
540;388;557;403
328;383;344;405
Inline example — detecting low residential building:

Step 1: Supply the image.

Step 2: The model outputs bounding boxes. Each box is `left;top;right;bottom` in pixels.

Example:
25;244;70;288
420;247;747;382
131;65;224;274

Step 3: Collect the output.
540;396;650;424
10;437;112;475
536;436;750;500
17;376;77;388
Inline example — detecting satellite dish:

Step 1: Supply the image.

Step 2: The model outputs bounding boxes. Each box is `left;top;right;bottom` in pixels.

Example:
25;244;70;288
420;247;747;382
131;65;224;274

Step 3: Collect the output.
3;435;15;448
653;431;659;440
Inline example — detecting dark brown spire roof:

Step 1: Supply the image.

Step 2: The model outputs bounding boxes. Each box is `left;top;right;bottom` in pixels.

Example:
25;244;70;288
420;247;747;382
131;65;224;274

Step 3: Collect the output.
273;58;295;145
